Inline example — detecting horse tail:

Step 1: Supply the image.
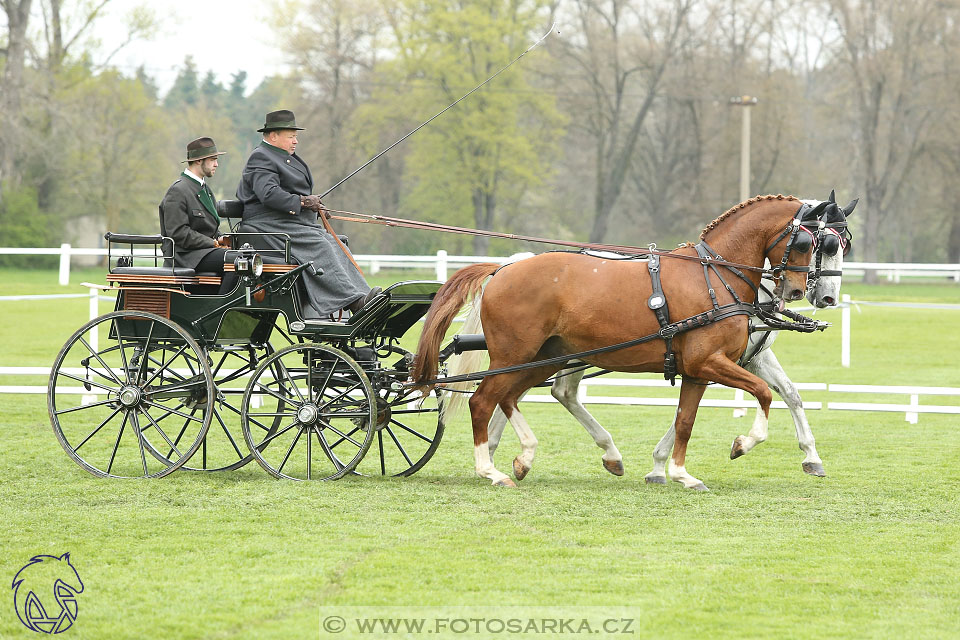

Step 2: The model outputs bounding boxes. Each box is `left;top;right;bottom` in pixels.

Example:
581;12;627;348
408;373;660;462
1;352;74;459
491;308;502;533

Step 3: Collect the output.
412;262;500;392
441;292;488;421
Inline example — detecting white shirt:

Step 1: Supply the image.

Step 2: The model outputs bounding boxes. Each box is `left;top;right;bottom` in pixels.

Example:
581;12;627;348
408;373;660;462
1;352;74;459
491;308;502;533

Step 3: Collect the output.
183;169;204;186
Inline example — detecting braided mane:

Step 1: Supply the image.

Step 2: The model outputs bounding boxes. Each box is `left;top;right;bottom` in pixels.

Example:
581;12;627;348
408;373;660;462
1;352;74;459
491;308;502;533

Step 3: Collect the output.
699;194;799;240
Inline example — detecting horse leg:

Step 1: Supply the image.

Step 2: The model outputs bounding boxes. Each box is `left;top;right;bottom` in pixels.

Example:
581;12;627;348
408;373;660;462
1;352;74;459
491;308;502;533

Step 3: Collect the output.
668;378;710;490
643;423;675;485
498;366;563;481
551;369;624;476
677;354;775;489
735;349;825;476
469;376;517;487
487;405;510;464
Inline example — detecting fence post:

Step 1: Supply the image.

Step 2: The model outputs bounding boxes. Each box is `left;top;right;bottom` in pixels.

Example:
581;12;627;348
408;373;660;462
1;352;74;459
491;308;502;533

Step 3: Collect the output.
370;259;381;275
59;243;71;285
732;389;746;417
841;294;851;367
436;249;448;281
906;394;919;424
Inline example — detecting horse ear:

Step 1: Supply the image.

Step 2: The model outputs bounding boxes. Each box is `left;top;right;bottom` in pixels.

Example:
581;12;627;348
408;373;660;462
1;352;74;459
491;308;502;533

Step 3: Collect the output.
823;203;844;223
60;552;71;562
807;201;829;219
842;198;858;217
828;189;836;203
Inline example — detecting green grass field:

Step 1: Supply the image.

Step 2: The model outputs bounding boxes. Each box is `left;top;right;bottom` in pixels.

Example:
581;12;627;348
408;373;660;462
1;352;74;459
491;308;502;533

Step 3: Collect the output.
1;269;958;639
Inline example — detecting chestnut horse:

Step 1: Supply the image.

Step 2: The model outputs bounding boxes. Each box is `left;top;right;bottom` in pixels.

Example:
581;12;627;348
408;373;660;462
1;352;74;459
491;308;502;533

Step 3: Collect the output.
412;195;817;490
481;196;856;482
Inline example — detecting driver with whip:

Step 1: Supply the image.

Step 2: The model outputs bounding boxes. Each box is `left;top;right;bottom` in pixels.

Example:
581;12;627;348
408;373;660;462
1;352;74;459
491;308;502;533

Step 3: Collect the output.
236;110;380;318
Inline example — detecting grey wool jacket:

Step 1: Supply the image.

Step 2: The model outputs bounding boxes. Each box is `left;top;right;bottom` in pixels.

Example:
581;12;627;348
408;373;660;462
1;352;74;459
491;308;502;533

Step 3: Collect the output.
159;172;220;269
236;142;368;317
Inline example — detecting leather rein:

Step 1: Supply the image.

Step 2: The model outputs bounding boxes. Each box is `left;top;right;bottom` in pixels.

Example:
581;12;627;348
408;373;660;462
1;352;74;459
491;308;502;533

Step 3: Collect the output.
326;206;846;280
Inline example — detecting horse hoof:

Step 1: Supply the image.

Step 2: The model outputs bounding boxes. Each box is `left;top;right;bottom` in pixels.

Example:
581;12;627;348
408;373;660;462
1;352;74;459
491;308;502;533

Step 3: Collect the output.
802;462;826;477
603;459;625;476
644;474;667;485
512;457;530;481
690;482;710;492
730;436;746;459
494;478;517;488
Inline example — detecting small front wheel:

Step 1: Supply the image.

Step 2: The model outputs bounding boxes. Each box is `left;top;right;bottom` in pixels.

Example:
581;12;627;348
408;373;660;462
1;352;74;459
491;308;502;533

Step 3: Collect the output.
241;343;376;480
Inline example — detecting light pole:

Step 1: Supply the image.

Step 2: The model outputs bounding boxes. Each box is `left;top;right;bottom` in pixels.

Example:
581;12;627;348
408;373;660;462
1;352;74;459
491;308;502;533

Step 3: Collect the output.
729;95;758;200
729;95;758;417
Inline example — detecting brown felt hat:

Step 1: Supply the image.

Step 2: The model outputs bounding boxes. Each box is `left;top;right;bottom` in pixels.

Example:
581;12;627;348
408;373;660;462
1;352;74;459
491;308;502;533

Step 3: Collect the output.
183;137;226;163
257;109;305;133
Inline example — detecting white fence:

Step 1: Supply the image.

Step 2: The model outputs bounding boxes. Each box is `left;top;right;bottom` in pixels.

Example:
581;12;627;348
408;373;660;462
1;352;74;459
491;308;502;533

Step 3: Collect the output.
5;365;958;423
2;245;959;285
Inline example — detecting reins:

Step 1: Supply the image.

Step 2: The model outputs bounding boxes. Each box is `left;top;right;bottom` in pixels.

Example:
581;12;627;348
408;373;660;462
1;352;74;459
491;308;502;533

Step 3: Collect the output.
327;208;834;278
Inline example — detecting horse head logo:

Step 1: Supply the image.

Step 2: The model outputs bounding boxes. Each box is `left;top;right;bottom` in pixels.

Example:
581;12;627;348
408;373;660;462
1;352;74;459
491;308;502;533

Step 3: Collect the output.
11;553;84;634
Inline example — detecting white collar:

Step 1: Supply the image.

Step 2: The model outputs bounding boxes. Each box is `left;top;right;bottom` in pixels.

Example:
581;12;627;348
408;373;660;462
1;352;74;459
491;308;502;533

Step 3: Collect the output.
183;169;204;186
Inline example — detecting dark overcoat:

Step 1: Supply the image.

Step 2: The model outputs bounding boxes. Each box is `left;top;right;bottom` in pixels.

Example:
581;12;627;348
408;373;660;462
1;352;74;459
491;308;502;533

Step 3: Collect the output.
236;142;368;317
159;172;221;269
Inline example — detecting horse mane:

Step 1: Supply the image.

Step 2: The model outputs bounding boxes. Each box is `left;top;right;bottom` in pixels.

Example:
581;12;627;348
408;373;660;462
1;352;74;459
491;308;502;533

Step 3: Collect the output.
698;194;799;240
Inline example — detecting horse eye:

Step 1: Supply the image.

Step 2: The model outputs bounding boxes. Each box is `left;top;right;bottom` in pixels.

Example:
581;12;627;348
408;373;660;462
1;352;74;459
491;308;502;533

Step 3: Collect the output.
821;234;840;256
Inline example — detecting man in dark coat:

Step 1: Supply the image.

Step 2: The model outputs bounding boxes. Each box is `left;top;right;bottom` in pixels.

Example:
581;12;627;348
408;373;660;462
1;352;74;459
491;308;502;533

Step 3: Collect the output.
159;137;237;293
236;109;378;318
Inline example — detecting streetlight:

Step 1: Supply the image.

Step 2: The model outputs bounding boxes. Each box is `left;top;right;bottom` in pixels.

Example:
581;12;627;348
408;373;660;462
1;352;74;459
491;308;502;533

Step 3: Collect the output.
729;95;758;201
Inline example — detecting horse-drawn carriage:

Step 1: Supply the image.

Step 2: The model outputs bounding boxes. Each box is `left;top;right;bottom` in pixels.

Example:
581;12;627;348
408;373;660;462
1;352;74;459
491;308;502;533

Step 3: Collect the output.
48;190;854;489
47;203;446;480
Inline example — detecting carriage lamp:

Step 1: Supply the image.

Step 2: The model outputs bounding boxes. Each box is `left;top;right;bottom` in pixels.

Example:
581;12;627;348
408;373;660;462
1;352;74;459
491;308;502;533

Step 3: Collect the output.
233;244;263;277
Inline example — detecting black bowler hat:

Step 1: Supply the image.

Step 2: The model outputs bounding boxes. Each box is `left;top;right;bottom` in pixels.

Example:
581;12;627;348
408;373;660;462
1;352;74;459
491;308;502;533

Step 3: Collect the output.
182;137;226;163
257;109;305;133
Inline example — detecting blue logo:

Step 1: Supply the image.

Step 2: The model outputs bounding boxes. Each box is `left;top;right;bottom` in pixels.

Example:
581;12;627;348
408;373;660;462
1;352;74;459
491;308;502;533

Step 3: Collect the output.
11;553;84;634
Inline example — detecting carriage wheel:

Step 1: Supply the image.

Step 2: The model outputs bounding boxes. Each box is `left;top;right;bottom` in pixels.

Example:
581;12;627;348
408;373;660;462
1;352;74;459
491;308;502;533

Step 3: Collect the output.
241;343;376;480
48;311;214;478
179;344;283;472
351;379;445;477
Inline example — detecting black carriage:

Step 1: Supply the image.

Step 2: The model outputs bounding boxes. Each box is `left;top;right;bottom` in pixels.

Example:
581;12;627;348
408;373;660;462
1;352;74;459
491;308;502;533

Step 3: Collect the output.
47;206;444;480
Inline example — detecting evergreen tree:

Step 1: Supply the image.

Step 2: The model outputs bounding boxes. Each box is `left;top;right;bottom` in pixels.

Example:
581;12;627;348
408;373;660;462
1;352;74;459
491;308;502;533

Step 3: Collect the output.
164;56;200;109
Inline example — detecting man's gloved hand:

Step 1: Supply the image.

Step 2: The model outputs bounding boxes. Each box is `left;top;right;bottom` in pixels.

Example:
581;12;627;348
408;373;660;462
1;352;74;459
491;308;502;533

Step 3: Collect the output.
300;195;323;213
214;235;232;248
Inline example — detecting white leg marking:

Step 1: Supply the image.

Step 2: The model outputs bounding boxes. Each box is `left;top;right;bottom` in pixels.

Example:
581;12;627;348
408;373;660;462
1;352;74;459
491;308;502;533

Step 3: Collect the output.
474;443;511;485
668;458;706;490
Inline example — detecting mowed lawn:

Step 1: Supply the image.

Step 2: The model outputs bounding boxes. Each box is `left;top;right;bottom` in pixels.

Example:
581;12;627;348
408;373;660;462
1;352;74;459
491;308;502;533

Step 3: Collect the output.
0;268;958;639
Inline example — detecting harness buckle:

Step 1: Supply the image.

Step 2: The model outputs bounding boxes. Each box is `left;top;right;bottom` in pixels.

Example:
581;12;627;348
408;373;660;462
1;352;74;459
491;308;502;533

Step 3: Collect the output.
658;325;678;339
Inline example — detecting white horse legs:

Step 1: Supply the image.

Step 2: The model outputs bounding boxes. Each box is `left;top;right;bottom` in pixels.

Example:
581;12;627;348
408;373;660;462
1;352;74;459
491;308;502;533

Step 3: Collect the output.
487;368;624;480
549;370;624;475
732;349;825;476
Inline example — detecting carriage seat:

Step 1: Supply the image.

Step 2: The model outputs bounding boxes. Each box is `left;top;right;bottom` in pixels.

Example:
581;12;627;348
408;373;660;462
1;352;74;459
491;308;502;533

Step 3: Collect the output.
110;266;196;277
216;199;243;219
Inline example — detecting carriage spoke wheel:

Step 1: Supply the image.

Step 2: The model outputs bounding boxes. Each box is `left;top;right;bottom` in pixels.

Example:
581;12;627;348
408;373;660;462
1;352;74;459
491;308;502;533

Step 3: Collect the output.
179;344;283;472
241;343;376;480
48;311;214;478
351;379;445;477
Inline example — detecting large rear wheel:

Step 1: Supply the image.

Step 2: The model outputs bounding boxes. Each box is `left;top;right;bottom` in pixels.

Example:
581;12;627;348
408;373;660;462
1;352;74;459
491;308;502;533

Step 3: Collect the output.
48;311;214;478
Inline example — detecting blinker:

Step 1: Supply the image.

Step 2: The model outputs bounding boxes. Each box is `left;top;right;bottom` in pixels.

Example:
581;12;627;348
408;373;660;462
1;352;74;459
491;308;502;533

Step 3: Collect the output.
792;230;813;253
821;233;840;257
